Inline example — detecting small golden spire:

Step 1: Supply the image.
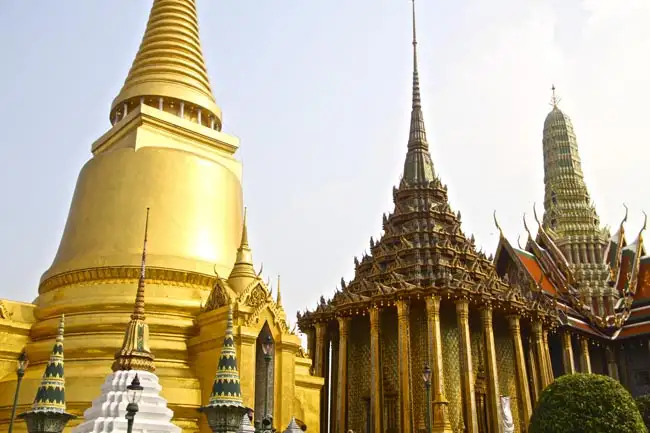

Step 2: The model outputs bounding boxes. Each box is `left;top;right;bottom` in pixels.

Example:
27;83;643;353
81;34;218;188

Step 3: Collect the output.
550;84;561;108
112;208;155;372
228;208;257;293
276;274;282;306
111;0;222;129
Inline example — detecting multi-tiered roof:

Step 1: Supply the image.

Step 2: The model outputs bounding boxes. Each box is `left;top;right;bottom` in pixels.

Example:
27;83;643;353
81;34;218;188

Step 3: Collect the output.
298;1;558;327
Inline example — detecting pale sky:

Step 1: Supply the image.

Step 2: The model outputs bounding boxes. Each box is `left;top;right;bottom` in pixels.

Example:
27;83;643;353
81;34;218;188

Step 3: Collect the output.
0;0;649;329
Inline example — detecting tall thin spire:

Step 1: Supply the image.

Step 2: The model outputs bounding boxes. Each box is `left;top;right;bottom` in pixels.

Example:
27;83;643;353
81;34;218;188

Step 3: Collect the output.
111;0;222;129
112;208;155;372
403;0;435;184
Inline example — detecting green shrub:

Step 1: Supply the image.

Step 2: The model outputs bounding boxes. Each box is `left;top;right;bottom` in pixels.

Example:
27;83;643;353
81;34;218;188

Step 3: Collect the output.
636;395;650;429
529;373;646;433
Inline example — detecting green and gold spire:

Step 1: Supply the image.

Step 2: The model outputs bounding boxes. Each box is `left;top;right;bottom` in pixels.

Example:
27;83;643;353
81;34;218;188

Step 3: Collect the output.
112;208;156;373
207;306;244;407
18;315;75;433
32;315;67;412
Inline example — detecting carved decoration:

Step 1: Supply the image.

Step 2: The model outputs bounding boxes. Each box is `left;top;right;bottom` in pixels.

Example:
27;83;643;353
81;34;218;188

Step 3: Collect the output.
0;301;10;319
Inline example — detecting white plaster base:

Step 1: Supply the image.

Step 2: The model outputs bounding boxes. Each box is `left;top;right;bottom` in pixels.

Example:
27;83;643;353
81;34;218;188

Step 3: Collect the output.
72;370;181;433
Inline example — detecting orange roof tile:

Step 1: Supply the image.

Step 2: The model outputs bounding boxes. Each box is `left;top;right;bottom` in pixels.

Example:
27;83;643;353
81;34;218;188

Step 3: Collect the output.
514;250;558;296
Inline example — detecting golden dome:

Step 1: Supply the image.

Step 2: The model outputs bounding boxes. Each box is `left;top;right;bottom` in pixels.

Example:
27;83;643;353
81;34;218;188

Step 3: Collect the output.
110;0;222;129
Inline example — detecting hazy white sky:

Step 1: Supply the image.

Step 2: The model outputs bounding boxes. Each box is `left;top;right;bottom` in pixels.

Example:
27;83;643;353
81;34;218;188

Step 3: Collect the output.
0;0;649;328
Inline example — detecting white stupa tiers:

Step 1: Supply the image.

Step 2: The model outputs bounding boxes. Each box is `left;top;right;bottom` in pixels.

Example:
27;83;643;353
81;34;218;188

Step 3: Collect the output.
72;210;180;433
72;370;180;433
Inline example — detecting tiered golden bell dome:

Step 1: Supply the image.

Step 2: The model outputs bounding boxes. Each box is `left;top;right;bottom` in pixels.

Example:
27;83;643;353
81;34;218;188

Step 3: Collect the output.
110;0;222;129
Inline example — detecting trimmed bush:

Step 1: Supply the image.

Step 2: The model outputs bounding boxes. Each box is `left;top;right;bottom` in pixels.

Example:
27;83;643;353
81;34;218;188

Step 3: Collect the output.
636;395;650;430
529;373;646;433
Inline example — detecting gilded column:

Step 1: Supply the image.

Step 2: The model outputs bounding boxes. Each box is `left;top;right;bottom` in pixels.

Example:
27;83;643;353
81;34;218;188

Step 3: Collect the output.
456;298;478;433
396;299;413;433
532;320;550;389
542;329;554;384
314;322;327;376
370;306;383;433
561;331;575;375
508;316;532;430
527;339;540;403
579;337;592;374
425;295;452;433
315;322;328;433
481;306;503;433
337;317;350;433
606;346;619;380
330;334;339;433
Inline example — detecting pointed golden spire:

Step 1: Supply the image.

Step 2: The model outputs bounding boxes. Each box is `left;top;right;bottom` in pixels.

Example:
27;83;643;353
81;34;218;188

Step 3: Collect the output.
403;0;435;184
112;208;155;372
276;275;282;306
228;208;258;293
110;0;222;130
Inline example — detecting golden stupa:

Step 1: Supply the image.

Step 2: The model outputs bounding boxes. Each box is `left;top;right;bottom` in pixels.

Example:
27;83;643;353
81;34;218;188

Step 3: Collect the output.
0;1;322;432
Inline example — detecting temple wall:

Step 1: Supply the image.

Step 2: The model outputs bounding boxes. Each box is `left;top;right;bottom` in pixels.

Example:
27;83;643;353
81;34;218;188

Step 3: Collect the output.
589;345;606;375
494;317;520;433
348;315;370;433
622;340;650;397
440;303;463;433
409;302;428;433
381;308;400;433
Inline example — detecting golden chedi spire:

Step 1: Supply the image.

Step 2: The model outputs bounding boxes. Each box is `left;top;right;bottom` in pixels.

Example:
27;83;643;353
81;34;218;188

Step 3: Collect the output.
110;0;222;130
112;208;156;372
228;208;258;294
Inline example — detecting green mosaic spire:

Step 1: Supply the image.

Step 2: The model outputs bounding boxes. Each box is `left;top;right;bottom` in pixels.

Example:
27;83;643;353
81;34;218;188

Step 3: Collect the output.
32;315;66;412
208;307;244;407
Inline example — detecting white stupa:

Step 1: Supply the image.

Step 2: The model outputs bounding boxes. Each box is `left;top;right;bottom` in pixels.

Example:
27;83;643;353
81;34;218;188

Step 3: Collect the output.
72;210;181;433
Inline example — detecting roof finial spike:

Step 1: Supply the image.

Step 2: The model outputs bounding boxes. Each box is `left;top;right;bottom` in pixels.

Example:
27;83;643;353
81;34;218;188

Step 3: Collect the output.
411;0;421;111
132;207;150;321
241;207;250;249
550;84;561;108
276;274;282;306
493;210;504;239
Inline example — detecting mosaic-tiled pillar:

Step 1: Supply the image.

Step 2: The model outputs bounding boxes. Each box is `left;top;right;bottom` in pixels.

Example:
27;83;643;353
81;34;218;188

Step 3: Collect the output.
337;317;350;433
455;299;478;433
480;307;502;433
579;337;592;374
425;295;452;433
532;321;550;389
526;338;540;403
508;316;532;431
542;329;554;383
561;331;575;375
396;299;413;433
370;306;383;433
315;322;328;433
